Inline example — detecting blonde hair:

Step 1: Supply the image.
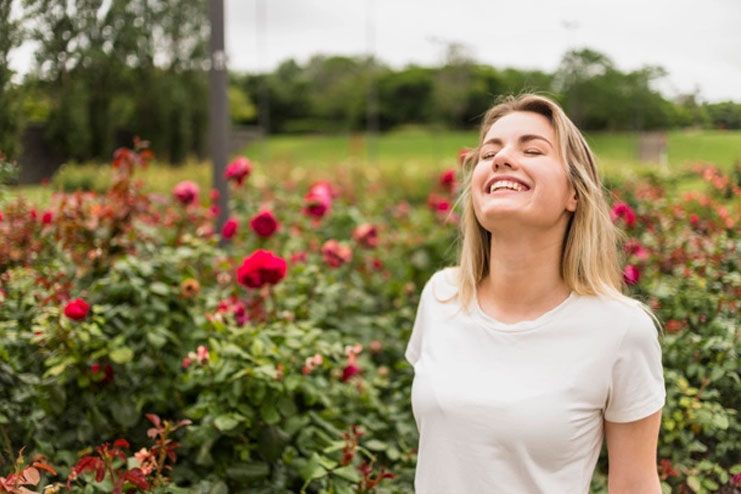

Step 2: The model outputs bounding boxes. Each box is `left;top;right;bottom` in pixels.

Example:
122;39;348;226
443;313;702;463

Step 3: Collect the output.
443;93;663;334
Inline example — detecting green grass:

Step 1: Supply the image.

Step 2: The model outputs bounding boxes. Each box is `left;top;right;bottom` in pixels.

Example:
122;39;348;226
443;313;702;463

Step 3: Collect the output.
4;129;739;209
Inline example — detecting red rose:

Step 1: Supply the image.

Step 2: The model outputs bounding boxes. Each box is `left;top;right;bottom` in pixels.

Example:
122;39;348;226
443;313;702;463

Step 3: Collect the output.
64;298;90;320
341;363;360;382
250;209;279;238
91;362;114;383
427;193;451;214
321;240;353;268
225;156;252;185
439;169;457;193
222;217;238;240
352;223;379;248
42;210;53;225
236;249;287;288
173;181;199;206
622;264;640;285
665;319;684;333
610;202;636;228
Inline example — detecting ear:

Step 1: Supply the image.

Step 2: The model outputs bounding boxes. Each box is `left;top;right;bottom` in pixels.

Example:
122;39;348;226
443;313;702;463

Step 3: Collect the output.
566;186;578;213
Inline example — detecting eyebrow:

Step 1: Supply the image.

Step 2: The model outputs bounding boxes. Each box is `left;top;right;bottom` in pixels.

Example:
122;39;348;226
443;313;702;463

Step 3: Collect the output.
482;134;553;148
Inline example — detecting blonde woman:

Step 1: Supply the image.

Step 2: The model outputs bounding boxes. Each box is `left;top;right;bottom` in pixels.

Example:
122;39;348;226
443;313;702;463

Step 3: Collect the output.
405;94;666;493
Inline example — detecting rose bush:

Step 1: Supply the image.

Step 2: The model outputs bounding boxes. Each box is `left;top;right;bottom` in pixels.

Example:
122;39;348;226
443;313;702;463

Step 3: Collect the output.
0;143;738;493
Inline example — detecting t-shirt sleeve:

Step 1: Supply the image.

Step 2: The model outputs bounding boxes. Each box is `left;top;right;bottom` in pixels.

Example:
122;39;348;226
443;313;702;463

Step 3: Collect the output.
404;279;431;367
604;307;666;423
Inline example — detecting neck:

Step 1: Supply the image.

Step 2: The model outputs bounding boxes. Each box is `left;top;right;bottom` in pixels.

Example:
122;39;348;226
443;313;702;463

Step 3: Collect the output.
480;224;571;314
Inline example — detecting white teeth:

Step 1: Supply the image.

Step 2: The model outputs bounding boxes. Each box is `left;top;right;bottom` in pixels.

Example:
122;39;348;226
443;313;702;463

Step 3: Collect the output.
489;180;526;193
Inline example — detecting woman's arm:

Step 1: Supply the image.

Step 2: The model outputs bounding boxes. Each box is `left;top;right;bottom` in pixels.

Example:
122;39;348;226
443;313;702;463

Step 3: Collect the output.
604;409;663;494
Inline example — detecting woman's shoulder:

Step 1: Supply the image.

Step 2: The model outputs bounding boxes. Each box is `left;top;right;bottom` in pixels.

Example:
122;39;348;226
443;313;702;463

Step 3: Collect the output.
424;265;460;302
577;291;659;334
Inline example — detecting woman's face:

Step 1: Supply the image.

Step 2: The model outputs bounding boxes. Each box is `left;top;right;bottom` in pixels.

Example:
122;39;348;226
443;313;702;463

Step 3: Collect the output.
471;111;577;233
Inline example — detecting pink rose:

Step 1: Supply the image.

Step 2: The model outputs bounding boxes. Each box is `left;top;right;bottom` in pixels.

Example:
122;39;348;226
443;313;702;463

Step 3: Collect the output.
225;157;252;185
173;181;199;206
352;224;379;248
321;240;353;268
610;202;636;228
623;264;640;285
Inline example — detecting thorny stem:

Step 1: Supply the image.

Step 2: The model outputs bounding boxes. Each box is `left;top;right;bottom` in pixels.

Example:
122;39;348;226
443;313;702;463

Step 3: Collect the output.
154;422;172;485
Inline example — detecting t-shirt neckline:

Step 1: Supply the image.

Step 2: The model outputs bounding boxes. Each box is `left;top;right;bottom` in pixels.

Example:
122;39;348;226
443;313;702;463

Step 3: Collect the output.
473;289;577;332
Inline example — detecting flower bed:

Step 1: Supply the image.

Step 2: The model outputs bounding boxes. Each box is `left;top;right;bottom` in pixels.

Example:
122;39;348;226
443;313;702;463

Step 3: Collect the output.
0;143;738;493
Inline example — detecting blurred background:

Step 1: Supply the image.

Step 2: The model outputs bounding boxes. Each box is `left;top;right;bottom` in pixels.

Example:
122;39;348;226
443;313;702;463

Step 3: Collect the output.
1;0;740;195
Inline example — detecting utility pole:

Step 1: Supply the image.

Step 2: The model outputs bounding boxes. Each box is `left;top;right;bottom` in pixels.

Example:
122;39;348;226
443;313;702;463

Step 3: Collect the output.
209;0;229;242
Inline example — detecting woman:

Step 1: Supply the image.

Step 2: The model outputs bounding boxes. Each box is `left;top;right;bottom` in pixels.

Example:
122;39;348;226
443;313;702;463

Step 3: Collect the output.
405;94;666;493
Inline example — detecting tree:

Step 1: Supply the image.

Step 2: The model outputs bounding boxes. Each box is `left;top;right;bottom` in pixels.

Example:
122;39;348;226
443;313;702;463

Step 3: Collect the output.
22;0;209;162
0;0;23;159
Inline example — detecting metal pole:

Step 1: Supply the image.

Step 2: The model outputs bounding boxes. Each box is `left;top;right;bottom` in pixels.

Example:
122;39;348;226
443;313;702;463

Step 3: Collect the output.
209;0;229;243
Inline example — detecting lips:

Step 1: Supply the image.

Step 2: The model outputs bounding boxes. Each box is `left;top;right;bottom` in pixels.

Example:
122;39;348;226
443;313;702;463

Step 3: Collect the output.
484;175;531;193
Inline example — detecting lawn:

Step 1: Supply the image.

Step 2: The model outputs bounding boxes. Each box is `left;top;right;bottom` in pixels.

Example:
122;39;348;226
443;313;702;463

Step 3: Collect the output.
4;129;739;208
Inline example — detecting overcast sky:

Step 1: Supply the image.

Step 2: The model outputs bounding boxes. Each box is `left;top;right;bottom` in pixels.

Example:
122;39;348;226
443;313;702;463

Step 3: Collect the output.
9;0;741;102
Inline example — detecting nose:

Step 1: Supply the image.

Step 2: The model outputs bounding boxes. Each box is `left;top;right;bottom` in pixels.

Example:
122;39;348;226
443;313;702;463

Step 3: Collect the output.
492;147;517;171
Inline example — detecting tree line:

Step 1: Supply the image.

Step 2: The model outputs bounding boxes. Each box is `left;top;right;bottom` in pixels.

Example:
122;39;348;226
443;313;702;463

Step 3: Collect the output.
1;0;740;164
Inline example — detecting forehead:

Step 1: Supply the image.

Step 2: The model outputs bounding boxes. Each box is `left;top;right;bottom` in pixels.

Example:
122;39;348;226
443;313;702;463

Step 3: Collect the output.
483;111;555;142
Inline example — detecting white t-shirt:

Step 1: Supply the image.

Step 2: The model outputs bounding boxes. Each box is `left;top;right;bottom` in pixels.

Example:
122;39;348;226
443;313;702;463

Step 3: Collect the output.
405;267;666;494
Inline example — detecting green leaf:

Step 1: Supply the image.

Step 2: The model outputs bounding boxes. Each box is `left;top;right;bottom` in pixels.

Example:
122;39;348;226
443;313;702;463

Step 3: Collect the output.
146;331;168;348
364;439;387;451
110;398;138;427
250;338;265;356
150;281;170;295
110;347;134;364
226;463;270;482
214;414;241;432
686;476;702;493
208;481;228;494
299;453;327;482
712;414;729;429
260;401;280;425
331;465;361;483
45;362;68;378
702;479;719;490
257;426;289;463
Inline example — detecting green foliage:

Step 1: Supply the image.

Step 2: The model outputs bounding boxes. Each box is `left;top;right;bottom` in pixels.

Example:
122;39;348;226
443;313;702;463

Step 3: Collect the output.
705;101;741;130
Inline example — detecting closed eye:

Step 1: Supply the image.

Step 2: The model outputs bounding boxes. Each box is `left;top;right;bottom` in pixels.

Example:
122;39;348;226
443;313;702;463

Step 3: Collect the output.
524;149;542;155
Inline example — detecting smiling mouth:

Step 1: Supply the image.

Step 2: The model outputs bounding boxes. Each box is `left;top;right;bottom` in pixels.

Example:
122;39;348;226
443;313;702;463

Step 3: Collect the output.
486;179;531;194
